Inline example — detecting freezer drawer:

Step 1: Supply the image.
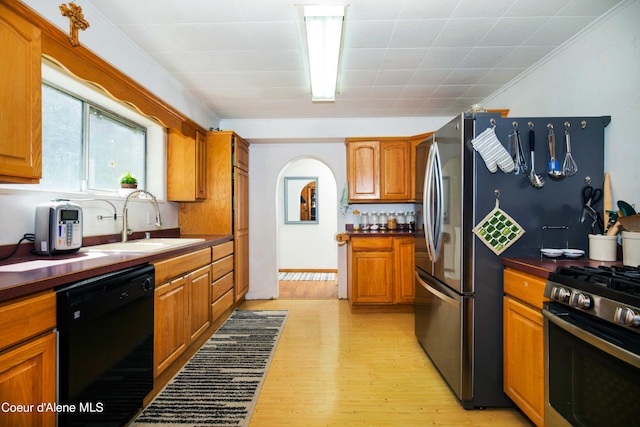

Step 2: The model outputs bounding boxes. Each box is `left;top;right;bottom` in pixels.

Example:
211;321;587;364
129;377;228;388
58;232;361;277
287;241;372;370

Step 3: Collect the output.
415;270;473;408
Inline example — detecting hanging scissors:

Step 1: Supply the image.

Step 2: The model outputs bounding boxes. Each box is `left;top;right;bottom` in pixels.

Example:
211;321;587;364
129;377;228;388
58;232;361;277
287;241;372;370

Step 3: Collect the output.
581;185;603;224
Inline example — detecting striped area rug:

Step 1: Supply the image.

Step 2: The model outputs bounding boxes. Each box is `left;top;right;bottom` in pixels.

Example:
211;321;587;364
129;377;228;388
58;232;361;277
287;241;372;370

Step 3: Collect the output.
131;309;288;427
278;271;336;281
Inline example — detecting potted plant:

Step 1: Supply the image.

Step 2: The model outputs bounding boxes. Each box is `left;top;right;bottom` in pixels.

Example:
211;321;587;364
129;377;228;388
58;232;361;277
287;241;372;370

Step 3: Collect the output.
119;172;138;197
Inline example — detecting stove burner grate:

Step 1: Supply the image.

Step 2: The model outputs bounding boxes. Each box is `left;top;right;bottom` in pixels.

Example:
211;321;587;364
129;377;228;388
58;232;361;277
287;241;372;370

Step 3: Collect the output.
555;265;640;297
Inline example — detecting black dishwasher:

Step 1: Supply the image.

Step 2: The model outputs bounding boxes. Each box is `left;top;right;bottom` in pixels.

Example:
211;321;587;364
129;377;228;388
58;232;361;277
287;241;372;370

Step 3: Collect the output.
57;264;155;427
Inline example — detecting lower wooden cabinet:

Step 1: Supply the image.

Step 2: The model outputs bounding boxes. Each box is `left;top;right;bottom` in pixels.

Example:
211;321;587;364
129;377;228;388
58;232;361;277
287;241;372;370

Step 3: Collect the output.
0;332;56;427
154;276;189;377
189;265;211;343
503;268;547;427
347;235;415;312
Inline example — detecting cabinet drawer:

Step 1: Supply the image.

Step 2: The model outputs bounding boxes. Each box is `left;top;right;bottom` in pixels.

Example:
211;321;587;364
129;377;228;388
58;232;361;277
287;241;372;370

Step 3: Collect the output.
211;272;233;302
351;237;393;252
212;241;233;261
211;289;234;322
154;248;211;284
0;291;56;351
504;268;548;309
211;255;233;281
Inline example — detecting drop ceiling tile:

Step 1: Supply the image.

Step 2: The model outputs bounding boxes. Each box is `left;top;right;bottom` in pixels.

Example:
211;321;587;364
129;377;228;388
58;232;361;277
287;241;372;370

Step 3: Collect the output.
341;48;386;71
496;46;554;68
443;68;490;85
344;21;397;49
432;85;470;98
478;68;525;84
399;0;463;19
504;0;568;17
247;22;300;50
452;0;516;18
419;47;472;69
195;23;256;51
387;19;446;48
458;47;516;68
369;85;409;98
374;70;416;86
432;18;499;47
340;70;378;87
402;85;438;98
523;16;595;46
478;17;548;46
558;0;624;17
380;48;429;70
348;0;403;21
409;69;453;85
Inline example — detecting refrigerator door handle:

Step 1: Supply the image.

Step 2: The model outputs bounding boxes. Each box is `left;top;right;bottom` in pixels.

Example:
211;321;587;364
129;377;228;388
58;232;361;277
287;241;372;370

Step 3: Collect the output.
415;272;460;309
423;141;436;259
432;141;445;259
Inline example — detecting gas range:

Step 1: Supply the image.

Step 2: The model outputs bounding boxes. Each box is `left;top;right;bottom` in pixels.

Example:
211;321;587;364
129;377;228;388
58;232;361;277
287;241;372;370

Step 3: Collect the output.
544;265;640;333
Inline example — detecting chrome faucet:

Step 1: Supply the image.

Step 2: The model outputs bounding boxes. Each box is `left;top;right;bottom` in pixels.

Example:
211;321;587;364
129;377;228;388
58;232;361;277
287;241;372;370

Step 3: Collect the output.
121;190;162;242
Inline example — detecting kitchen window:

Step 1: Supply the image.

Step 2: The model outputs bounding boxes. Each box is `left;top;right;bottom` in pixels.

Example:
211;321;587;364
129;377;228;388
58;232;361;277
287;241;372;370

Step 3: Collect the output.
41;83;146;192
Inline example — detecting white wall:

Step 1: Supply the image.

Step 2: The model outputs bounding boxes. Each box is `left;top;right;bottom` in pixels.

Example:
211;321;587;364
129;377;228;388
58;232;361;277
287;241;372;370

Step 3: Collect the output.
278;159;338;271
483;0;640;208
247;143;347;299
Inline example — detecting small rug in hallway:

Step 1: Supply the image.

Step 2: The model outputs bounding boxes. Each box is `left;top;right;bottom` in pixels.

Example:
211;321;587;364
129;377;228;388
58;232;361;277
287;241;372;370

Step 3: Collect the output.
278;271;336;281
131;309;288;427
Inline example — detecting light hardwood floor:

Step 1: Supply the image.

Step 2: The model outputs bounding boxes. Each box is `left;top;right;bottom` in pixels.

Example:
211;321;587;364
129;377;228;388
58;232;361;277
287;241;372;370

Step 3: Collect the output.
278;279;338;299
240;299;533;427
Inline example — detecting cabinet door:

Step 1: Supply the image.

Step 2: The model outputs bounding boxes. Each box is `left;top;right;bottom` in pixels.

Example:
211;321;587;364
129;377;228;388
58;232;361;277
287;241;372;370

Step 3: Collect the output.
347;140;380;201
394;237;415;303
0;4;42;184
188;265;211;343
234;167;249;302
154;277;189;377
0;332;56;427
503;296;545;427
380;140;410;200
167;128;206;202
352;251;394;304
234;135;250;172
195;130;207;199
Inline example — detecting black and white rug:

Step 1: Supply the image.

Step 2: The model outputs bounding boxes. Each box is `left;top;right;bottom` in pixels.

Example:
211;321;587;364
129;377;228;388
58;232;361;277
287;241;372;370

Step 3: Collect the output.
278;271;336;281
131;309;288;427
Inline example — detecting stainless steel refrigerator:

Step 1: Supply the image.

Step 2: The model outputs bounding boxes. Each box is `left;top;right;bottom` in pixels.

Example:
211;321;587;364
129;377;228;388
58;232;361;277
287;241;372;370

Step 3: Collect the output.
414;112;609;409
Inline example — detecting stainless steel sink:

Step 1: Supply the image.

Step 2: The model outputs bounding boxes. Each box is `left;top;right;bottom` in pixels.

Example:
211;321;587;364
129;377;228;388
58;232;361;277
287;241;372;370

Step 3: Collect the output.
85;238;205;253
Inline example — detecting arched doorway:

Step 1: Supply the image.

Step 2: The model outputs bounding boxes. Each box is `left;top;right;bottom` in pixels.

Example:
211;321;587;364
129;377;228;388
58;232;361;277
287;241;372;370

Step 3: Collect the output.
276;158;338;298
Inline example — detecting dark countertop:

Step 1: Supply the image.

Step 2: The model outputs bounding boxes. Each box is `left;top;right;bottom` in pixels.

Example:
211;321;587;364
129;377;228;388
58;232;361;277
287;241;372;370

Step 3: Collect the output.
502;256;622;279
345;227;416;237
0;234;232;303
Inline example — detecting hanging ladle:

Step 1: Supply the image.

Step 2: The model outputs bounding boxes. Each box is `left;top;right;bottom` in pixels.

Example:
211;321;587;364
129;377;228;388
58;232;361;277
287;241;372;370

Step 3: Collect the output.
528;122;545;188
562;122;578;176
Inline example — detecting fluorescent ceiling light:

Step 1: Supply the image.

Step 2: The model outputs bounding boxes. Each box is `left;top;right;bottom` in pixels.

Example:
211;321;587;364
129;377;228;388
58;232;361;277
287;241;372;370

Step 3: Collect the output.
304;5;344;102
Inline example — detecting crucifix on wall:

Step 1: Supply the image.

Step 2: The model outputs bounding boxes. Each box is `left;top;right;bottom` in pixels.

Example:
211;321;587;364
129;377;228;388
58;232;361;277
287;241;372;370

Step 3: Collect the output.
59;3;90;47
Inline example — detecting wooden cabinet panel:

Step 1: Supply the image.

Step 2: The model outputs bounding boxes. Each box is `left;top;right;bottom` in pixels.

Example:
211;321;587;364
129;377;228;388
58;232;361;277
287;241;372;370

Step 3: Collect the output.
154;277;189;377
394;237;415;303
504;268;547;310
503;296;545;427
352;251;394;304
211;255;233;281
154;248;211;284
234;135;249;172
188;265;211;343
0;3;42;184
347;140;380;200
0;332;56;427
167;128;206;202
211;272;234;302
211;241;234;261
211;290;234;323
235;230;249;302
380;140;410;200
0;291;55;351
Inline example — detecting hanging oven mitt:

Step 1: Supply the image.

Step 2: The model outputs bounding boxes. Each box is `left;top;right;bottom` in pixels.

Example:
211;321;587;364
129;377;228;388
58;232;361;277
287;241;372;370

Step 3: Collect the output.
473;198;524;255
471;127;515;174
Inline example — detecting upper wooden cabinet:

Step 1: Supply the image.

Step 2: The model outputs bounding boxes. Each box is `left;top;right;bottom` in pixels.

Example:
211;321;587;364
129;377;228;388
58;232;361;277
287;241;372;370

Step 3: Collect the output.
347;140;380;201
167;128;207;201
346;135;431;203
0;3;42;184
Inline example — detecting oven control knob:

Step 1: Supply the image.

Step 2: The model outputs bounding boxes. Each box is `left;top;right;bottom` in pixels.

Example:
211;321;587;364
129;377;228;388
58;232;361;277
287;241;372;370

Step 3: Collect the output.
550;286;570;303
614;307;640;327
569;292;592;310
